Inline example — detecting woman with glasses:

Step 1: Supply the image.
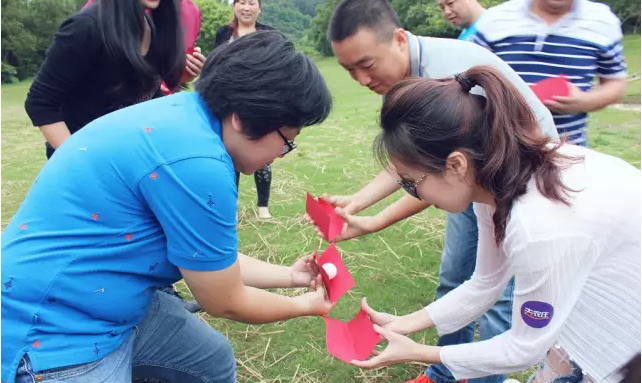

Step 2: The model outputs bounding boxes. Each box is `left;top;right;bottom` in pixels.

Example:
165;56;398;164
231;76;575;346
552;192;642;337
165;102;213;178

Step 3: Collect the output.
2;31;332;383
213;0;277;220
350;66;640;383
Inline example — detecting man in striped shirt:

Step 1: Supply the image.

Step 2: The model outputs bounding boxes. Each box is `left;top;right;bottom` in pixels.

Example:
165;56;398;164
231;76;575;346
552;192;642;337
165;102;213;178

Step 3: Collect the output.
471;0;627;146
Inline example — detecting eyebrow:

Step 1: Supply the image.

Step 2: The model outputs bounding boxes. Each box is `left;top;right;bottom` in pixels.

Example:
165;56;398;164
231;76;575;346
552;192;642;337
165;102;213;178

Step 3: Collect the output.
339;56;374;70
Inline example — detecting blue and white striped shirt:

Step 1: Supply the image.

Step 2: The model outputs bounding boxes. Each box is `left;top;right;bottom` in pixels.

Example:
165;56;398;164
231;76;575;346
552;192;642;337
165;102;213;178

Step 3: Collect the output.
472;0;627;146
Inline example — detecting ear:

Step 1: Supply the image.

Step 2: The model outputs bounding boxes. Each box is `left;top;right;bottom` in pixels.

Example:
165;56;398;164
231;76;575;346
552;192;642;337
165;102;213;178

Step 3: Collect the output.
445;151;469;181
231;113;244;133
394;28;408;50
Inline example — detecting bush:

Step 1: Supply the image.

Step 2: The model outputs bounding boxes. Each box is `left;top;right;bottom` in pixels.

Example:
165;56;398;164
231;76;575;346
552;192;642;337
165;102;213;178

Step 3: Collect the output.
1;62;19;84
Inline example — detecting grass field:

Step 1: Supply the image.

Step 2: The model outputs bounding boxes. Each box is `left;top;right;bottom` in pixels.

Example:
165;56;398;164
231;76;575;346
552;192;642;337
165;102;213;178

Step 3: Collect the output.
622;34;641;102
1;42;640;382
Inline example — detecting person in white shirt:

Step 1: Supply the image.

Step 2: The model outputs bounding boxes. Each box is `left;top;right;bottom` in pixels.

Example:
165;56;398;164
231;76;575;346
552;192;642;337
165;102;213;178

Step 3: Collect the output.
350;65;641;383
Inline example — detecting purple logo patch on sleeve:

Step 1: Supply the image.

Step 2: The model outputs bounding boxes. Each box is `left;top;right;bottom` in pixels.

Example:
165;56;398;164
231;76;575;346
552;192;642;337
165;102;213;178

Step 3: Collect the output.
521;301;554;328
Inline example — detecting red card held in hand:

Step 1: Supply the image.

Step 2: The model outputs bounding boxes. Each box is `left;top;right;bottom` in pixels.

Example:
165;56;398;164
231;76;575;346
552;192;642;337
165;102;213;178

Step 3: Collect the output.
306;193;345;242
317;243;355;304
530;76;570;104
323;309;381;363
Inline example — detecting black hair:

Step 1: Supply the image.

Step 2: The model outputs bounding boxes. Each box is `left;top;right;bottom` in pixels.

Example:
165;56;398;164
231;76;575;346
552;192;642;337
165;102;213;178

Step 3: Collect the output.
622;353;641;383
328;0;401;43
195;30;332;139
96;0;184;91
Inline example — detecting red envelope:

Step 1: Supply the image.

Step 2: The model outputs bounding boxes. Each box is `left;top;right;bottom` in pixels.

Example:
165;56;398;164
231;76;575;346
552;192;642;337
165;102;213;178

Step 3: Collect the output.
317;243;355;304
323;309;381;363
306;193;345;242
530;76;570;103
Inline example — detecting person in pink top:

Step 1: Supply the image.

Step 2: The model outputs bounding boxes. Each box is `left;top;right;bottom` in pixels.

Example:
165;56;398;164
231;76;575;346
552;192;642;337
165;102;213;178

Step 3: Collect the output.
83;0;205;93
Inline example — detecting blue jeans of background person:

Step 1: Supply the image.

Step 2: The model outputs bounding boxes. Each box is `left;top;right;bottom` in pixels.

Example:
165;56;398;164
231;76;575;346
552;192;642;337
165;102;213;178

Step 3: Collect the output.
425;203;514;383
15;291;236;383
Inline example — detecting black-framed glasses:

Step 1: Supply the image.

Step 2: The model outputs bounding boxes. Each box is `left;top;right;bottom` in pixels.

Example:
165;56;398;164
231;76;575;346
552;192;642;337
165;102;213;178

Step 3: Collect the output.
277;129;297;156
397;172;429;200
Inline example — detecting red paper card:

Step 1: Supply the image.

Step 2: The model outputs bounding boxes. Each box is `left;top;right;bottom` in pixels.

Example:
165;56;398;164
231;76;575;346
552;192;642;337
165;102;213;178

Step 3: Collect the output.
317;243;355;304
306;193;345;242
323;309;381;363
530;76;570;103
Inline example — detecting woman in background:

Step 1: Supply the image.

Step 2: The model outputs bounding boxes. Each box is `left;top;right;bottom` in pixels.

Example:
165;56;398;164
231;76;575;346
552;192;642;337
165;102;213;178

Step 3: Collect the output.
213;0;276;220
25;0;201;160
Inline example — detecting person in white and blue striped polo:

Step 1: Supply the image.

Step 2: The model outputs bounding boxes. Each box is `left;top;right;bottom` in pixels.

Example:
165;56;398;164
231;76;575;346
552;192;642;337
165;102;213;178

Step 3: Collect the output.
471;0;628;146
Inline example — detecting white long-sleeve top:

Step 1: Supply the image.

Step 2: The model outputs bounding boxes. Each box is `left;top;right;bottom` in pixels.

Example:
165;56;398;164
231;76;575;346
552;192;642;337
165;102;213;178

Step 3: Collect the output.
425;144;641;383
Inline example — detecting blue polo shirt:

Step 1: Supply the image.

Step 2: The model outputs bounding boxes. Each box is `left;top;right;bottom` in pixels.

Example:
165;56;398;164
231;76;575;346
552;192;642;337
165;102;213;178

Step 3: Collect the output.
457;15;482;41
471;0;627;146
1;91;238;383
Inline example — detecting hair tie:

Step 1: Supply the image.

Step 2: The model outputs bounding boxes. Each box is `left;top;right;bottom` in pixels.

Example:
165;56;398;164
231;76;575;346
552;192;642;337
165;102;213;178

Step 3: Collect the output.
454;73;475;92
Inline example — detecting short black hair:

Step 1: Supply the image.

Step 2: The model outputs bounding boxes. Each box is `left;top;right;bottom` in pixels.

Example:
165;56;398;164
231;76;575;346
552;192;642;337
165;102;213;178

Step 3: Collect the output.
195;30;332;139
327;0;401;43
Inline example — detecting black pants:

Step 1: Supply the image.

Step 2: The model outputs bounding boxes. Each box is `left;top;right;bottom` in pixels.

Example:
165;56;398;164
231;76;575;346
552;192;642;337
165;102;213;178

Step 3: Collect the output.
45;142;56;159
235;164;271;207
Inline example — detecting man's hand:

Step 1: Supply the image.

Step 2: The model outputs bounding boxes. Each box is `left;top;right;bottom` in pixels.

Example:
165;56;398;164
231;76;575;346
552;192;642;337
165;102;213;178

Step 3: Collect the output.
303;194;383;242
545;83;588;114
289;253;321;287
184;47;206;81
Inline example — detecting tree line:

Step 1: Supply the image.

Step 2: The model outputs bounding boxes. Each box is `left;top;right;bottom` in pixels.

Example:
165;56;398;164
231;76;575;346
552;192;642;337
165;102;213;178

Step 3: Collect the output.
2;0;639;83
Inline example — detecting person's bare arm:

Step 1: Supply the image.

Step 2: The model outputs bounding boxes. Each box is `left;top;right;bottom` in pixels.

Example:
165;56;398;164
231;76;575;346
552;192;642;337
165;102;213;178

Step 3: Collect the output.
39;122;72;149
343;169;401;214
180;260;331;324
546;78;627;114
237;252;319;289
329;195;431;242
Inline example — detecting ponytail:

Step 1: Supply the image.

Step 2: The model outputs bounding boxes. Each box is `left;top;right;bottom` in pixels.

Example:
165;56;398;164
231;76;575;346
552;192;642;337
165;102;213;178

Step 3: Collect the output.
377;65;580;244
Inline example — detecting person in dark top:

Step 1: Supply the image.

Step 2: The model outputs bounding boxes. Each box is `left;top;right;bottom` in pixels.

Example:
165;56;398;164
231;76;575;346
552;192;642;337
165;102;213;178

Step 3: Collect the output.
213;0;277;221
24;0;200;160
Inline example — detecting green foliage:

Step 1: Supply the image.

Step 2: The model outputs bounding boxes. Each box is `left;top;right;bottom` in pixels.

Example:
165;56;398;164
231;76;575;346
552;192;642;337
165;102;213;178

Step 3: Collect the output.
1;62;19;84
1;0;76;80
261;0;312;41
194;0;234;57
307;0;342;56
292;0;325;16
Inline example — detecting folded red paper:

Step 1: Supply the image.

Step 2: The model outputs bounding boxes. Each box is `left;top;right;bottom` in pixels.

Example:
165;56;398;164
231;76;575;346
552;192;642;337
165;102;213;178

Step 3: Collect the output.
323;309;381;363
317;243;355;304
530;76;570;104
306;193;345;242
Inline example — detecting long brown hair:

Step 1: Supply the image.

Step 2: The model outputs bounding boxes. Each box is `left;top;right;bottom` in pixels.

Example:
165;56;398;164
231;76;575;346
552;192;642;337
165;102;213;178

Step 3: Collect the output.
375;65;580;244
229;0;262;35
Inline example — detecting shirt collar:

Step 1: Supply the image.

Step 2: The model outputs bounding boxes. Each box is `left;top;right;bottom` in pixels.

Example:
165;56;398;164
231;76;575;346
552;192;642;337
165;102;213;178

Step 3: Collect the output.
524;0;582;21
406;31;421;77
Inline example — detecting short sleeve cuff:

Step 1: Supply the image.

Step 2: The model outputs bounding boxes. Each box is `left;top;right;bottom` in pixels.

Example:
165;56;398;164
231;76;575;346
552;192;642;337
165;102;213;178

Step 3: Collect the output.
168;249;238;272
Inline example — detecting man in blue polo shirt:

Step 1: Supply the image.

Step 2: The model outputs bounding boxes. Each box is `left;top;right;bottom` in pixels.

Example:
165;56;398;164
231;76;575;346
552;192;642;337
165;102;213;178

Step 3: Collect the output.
1;31;333;383
472;0;628;146
438;0;486;41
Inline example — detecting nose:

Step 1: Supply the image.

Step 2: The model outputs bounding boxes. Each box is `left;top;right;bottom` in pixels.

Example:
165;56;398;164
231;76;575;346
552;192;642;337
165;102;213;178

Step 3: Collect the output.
354;70;372;87
443;7;453;16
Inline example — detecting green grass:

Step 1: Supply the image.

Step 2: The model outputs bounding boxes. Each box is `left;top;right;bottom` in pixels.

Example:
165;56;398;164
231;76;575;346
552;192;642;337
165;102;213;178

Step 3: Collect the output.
622;34;641;102
2;55;640;382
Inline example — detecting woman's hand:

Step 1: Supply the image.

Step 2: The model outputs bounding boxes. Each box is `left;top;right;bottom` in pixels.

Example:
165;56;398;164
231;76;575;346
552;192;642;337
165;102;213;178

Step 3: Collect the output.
350;325;439;369
184;47;206;81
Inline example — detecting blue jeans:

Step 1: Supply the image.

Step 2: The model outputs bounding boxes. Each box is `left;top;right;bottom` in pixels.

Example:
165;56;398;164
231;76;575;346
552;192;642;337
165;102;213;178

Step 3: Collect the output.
15;291;236;383
425;204;514;383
